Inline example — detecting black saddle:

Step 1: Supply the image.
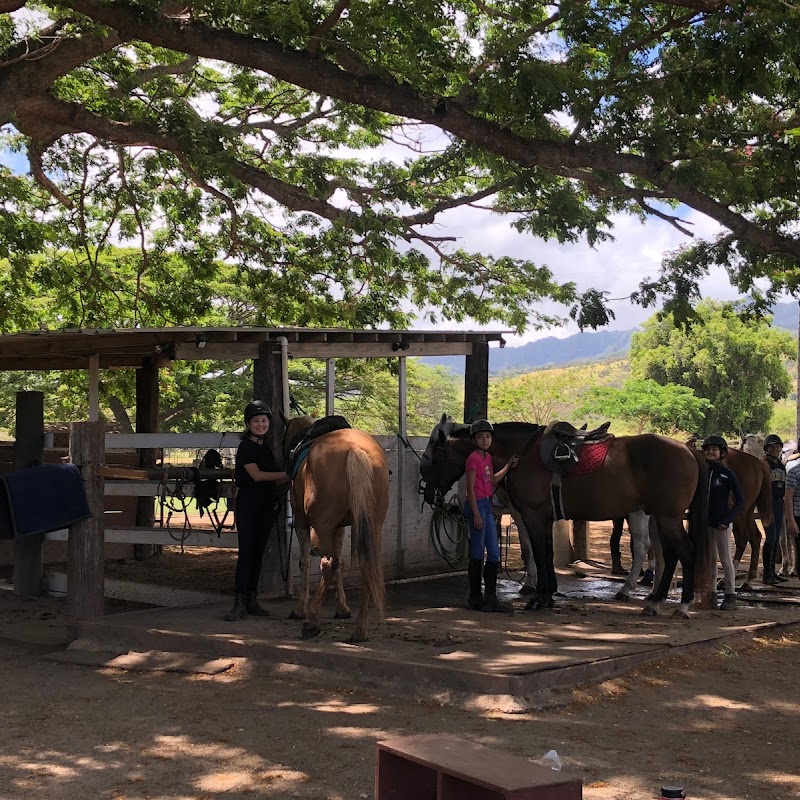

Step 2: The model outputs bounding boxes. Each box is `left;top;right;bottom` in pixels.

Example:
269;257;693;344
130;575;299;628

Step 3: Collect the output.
540;420;611;476
287;415;352;475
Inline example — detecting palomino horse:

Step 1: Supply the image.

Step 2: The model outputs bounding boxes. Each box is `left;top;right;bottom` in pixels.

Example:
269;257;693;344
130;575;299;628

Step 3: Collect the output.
280;414;389;642
420;416;708;617
727;436;773;588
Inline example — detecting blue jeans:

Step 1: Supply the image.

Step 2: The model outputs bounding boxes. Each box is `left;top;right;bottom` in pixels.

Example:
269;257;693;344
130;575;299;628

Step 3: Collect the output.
464;497;500;563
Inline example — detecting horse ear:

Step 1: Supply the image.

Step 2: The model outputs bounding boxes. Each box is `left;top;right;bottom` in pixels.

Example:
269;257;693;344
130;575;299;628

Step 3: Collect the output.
440;413;448;426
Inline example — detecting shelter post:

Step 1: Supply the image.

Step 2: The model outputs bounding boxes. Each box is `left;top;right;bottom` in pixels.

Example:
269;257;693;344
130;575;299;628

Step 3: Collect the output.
67;420;105;638
464;342;489;424
396;355;408;573
134;355;160;560
572;520;589;562
12;391;44;596
254;342;290;596
693;524;715;608
325;358;335;415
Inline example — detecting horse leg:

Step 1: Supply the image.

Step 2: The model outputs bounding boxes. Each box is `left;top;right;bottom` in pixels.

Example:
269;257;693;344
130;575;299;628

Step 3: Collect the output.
746;516;761;588
302;550;336;639
643;515;687;617
731;518;747;587
331;527;352;619
615;511;649;601
511;508;537;594
648;516;664;601
289;524;312;622
523;515;556;611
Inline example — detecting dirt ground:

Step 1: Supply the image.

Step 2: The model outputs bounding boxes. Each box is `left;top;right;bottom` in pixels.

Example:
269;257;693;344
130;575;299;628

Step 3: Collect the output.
2;523;800;800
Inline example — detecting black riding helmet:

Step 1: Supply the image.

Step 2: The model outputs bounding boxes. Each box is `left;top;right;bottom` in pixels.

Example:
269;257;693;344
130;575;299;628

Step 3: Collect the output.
244;400;273;424
469;419;493;439
764;433;783;449
702;434;728;452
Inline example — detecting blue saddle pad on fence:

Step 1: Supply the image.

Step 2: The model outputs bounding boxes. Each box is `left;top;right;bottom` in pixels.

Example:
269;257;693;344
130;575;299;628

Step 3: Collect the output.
0;463;91;539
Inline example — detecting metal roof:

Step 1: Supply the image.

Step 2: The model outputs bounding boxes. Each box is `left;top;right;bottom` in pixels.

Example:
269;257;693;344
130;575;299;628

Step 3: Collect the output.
0;326;510;370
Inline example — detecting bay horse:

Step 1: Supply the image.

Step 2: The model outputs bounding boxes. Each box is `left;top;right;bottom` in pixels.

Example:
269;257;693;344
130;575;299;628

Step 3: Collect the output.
280;413;388;642
420;415;708;617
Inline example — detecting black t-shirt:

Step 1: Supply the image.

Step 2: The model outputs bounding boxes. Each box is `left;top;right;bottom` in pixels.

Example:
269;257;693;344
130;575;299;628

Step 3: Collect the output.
235;437;279;499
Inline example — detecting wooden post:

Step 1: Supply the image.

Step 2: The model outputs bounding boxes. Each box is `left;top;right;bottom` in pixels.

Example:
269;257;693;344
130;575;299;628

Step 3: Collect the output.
464;342;489;424
325;358;335;416
572;520;589;562
397;355;407;574
134;356;160;560
254;342;288;596
12;391;44;596
693;520;715;608
67;420;105;637
88;353;100;422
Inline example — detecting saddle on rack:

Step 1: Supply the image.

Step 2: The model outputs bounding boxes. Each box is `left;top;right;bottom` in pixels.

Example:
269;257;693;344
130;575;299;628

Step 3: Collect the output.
540;420;612;476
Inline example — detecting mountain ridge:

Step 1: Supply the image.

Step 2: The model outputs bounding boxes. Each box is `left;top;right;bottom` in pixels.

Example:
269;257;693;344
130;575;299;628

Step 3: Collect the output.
421;301;799;374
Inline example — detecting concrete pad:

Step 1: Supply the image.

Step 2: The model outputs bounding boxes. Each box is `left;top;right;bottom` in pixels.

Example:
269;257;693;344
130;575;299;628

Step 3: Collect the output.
72;572;800;701
43;647;235;674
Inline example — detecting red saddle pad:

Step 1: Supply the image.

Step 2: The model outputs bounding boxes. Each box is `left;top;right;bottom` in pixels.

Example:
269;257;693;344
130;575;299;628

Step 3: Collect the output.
574;438;613;475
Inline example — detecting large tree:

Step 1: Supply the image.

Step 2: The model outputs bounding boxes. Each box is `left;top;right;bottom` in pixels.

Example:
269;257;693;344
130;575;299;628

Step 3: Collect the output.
2;1;800;332
630;300;795;434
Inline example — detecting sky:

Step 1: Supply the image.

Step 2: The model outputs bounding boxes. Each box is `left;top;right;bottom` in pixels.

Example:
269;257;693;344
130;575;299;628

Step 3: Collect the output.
0;134;746;349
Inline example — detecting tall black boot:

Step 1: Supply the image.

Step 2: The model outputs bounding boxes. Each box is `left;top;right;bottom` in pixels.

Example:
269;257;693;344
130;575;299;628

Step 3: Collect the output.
246;591;270;616
224;593;247;621
763;541;780;585
482;561;514;613
467;559;484;610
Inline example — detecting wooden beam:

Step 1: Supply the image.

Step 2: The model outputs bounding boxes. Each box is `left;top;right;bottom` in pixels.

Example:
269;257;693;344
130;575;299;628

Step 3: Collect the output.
105;432;241;449
45;527;238;548
174;342;260;362
288;342;474;358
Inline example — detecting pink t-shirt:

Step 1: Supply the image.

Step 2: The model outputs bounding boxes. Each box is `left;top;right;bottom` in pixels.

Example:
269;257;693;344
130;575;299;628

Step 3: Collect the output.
465;449;494;499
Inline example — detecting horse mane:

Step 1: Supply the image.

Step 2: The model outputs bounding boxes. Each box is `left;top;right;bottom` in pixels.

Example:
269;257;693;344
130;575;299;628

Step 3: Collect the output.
285;415;315;453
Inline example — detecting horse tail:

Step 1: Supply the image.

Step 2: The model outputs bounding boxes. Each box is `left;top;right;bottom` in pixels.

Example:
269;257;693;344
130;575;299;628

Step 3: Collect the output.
346;448;386;619
687;447;709;548
755;459;773;531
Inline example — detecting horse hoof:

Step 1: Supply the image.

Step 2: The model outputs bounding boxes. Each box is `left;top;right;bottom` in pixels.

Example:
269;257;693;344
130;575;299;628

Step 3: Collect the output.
334;610;352;620
301;623;321;639
672;608;691;619
614;590;630;601
348;633;368;644
525;596;547;611
641;605;658;617
288;609;304;620
519;584;535;596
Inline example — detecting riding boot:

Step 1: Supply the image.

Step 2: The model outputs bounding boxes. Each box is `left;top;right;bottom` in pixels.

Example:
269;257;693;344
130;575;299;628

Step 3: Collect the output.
245;591;270;616
224;593;247;621
467;559;484;610
763;541;780;585
481;561;514;613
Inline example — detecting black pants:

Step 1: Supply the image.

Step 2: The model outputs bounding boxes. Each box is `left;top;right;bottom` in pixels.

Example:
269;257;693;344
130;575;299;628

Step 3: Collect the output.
234;491;276;593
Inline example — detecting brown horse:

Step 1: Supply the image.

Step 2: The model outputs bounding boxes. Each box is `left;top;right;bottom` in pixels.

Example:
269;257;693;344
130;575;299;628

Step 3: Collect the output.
280;413;388;642
420;416;708;617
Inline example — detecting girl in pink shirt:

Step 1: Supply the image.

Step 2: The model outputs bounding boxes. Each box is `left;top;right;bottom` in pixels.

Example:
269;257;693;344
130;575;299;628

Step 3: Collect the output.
464;419;519;612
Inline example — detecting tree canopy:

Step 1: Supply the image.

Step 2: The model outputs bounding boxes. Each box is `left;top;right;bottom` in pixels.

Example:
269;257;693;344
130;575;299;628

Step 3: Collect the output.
3;0;800;332
576;377;711;434
630;300;795;434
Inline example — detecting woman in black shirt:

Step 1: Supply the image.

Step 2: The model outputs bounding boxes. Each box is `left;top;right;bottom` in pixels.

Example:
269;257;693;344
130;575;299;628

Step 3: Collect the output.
225;400;289;621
